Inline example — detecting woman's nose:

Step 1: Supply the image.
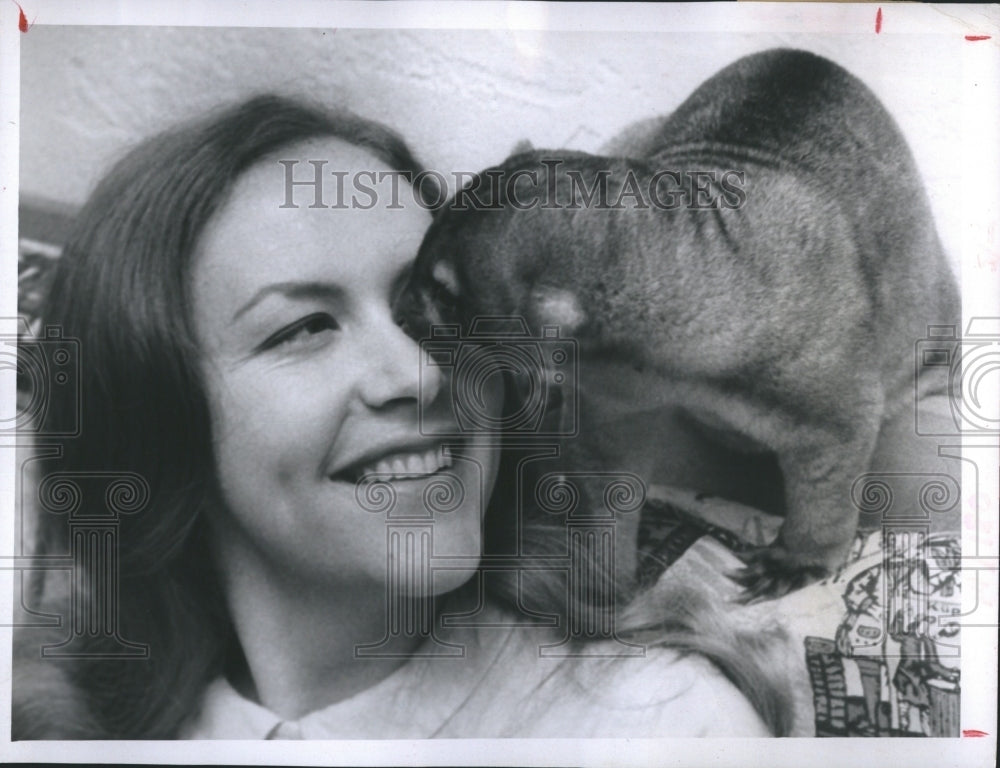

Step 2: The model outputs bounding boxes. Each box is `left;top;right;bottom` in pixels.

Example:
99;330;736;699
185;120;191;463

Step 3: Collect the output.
357;317;443;411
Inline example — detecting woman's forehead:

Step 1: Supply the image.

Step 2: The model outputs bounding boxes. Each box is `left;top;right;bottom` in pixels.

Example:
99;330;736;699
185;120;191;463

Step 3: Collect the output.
189;135;431;326
200;132;427;244
233;136;388;205
230;133;430;212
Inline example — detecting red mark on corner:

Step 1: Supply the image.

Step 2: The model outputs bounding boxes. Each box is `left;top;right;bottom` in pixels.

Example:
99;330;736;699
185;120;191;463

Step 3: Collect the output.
875;8;883;34
965;35;992;42
963;729;989;737
14;1;33;32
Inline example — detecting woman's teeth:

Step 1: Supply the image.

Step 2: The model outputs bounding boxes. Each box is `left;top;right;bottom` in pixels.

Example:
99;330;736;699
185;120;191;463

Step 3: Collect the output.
357;446;453;481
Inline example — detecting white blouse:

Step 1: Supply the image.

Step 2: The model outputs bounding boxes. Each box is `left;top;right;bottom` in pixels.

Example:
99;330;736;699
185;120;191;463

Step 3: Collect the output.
179;597;769;739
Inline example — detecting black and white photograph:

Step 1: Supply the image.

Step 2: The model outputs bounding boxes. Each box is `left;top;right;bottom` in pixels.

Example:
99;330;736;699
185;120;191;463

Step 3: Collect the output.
1;1;998;765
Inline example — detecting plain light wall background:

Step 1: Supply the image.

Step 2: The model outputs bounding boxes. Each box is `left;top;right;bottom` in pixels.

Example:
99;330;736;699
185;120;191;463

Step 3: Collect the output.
18;26;970;271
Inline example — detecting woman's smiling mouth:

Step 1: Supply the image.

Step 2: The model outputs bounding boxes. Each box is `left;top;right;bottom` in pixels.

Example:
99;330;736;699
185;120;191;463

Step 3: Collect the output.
333;444;455;483
358;445;454;481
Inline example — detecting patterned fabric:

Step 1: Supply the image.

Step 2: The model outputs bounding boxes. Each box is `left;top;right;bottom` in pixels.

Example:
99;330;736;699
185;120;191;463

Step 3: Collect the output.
638;486;961;737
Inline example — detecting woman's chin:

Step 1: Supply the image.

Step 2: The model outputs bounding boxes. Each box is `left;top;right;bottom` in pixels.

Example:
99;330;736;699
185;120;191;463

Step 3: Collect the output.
351;464;486;597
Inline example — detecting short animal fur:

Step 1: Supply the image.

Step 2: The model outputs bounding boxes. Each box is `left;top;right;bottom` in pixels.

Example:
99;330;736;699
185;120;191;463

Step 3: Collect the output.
395;49;960;600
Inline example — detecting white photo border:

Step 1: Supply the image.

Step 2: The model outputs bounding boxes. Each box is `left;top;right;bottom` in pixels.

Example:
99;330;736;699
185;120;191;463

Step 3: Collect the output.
1;2;997;766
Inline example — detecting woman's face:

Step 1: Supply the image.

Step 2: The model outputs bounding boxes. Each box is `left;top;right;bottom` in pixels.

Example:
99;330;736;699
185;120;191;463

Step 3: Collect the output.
191;137;501;596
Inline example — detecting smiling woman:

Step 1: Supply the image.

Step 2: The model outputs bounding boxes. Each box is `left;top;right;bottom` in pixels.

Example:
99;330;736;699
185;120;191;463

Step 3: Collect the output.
12;95;791;740
190;137;503;719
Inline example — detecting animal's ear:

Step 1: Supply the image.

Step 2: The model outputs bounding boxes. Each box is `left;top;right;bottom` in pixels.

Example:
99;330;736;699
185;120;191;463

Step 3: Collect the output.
504;288;583;438
510;139;535;156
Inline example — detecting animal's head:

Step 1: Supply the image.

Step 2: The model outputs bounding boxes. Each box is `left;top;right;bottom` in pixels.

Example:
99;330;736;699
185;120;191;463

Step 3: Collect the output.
393;148;609;342
393;150;605;438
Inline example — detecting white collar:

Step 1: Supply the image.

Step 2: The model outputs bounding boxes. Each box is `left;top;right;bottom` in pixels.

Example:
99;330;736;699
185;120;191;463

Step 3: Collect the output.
180;602;520;740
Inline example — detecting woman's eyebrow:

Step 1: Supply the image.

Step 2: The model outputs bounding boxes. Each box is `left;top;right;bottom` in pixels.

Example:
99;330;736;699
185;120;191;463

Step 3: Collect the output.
232;281;345;321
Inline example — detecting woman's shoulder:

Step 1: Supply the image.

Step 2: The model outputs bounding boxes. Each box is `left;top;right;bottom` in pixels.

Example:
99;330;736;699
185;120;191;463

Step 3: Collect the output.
447;617;772;738
559;643;772;737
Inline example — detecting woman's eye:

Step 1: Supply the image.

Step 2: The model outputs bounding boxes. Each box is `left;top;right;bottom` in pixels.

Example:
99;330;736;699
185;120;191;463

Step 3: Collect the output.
261;313;339;350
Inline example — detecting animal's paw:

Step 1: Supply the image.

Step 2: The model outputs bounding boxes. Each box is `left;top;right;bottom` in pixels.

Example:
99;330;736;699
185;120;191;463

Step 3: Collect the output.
728;546;832;604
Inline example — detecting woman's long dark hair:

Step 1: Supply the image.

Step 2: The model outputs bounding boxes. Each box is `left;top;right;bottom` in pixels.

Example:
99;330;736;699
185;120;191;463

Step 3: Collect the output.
13;95;435;739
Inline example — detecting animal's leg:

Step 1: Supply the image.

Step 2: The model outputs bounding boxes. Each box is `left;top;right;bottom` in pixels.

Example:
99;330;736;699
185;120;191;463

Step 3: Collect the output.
715;359;885;602
733;417;881;602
